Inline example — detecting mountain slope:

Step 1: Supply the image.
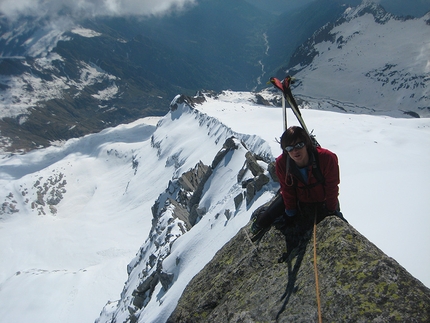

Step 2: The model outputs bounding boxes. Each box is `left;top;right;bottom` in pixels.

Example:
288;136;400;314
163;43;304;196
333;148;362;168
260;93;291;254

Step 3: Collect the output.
0;0;272;153
263;0;362;80
286;3;430;117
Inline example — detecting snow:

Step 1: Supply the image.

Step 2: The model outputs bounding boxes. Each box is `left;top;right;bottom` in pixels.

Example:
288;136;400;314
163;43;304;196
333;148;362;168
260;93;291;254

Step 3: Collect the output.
0;90;429;323
0;58;118;123
291;12;430;117
71;28;102;38
92;83;119;101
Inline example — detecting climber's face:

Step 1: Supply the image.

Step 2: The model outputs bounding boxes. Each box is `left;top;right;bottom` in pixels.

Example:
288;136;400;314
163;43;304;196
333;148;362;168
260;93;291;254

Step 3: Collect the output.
286;141;309;167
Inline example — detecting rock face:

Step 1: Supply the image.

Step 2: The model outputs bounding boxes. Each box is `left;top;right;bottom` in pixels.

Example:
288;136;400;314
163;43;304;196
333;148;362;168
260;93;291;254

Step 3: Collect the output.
167;216;430;322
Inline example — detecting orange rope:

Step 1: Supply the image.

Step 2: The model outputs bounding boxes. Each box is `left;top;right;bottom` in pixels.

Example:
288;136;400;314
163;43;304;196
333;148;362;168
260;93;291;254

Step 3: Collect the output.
314;213;322;323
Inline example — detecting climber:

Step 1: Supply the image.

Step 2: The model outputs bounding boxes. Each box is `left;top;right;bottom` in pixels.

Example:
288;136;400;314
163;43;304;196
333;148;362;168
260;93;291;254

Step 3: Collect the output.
250;126;346;243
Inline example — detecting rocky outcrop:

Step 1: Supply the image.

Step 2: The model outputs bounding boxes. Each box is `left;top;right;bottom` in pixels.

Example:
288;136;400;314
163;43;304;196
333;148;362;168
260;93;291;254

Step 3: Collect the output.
238;151;273;206
170;93;206;111
1;171;67;217
168;216;430;322
178;160;212;226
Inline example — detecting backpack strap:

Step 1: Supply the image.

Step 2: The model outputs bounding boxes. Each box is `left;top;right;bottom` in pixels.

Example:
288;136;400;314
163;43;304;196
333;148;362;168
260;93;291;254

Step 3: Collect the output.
286;149;325;190
311;150;325;186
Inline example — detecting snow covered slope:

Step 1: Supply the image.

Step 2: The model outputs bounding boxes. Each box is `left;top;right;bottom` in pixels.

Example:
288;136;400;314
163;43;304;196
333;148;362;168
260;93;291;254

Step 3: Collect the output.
0;118;161;322
289;3;430;117
1;90;429;323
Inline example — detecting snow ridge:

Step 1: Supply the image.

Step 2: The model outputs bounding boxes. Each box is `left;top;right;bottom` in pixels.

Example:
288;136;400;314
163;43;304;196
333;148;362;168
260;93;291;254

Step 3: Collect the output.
96;98;278;323
0;93;278;323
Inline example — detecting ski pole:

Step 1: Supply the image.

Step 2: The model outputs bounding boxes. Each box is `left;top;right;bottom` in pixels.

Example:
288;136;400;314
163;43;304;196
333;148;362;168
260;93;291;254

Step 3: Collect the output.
282;95;287;131
267;78;288;132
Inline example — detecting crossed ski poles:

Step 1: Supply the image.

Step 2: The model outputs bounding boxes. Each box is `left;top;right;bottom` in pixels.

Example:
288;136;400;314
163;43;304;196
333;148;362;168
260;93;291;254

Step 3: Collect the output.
268;76;319;147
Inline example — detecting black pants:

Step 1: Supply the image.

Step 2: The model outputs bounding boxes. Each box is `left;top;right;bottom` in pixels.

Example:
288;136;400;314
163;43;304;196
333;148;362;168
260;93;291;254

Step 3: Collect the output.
254;194;331;230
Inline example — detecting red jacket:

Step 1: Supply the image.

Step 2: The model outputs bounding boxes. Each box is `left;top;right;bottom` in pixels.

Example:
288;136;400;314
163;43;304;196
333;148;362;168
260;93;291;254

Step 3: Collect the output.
275;147;340;213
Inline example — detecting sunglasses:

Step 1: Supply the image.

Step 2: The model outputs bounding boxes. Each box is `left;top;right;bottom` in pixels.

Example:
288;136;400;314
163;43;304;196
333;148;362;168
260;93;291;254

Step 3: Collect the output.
284;141;305;152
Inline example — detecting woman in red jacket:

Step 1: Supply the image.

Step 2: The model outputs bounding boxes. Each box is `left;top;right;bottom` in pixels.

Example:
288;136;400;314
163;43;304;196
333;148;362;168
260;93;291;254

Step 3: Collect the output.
251;126;345;241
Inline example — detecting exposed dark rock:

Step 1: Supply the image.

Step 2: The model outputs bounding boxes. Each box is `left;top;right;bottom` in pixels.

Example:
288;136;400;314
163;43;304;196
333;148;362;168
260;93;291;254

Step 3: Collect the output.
254;173;270;192
254;93;271;106
189;204;208;227
179;161;211;193
245;181;255;206
167;216;430;322
234;193;244;211
170;93;206;111
267;161;278;182
212;137;239;169
187;163;213;223
169;199;192;230
159;271;175;291
245;151;264;177
134;271;158;302
403;110;420;118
